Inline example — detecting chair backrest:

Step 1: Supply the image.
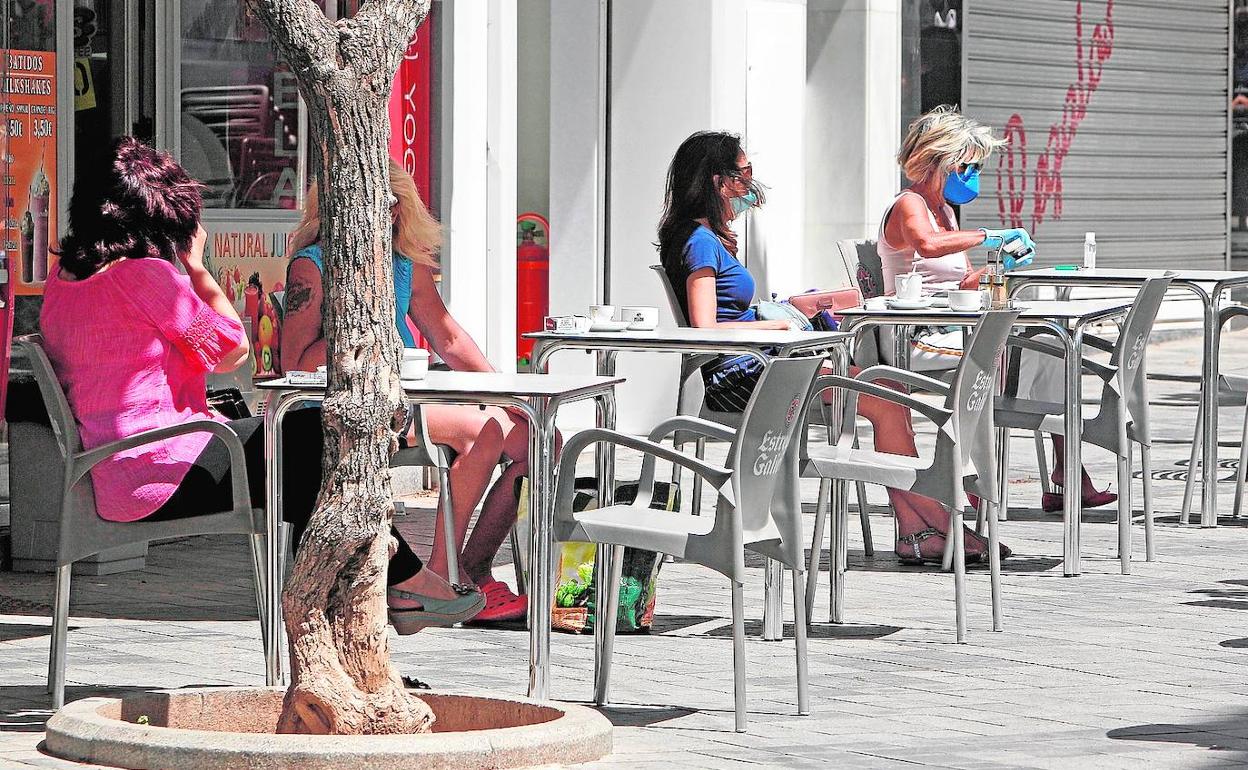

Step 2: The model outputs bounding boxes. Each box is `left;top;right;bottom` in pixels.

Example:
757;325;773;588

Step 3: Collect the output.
729;355;825;532
946;310;1021;502
1110;274;1174;442
12;335;81;461
650;264;689;326
835;239;885;299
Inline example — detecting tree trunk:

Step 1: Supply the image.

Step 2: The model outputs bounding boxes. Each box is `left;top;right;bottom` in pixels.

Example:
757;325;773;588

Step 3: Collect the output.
243;0;433;735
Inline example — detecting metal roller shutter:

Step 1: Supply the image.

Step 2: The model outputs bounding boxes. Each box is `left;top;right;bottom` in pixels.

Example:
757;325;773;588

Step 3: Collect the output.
962;0;1230;269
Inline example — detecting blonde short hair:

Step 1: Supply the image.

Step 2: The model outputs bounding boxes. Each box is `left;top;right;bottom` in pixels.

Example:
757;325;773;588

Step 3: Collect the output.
898;106;1004;184
289;159;441;268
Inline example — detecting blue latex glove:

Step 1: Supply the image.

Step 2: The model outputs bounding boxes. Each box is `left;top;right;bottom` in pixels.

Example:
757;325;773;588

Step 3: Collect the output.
979;227;1036;270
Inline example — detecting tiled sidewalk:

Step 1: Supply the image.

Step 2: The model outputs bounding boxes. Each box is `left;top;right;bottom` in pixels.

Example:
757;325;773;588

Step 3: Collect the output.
3;331;1248;768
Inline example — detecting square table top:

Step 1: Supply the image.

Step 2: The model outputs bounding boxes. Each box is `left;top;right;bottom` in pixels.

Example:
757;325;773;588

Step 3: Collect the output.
258;370;624;399
1009;267;1248;285
837;297;1133;323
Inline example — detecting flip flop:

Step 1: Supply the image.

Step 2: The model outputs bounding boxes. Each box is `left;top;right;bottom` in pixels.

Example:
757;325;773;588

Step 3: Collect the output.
387;583;485;635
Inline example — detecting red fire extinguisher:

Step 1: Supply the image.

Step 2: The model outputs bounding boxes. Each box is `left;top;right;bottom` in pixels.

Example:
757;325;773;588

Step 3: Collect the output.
516;213;550;367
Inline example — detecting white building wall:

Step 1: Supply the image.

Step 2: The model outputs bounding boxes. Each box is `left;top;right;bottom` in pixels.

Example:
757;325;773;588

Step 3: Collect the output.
805;0;901;288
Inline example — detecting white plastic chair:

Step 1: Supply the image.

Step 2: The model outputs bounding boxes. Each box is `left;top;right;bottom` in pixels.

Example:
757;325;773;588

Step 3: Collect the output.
802;310;1021;642
13;336;272;709
996;275;1173;574
553;354;825;732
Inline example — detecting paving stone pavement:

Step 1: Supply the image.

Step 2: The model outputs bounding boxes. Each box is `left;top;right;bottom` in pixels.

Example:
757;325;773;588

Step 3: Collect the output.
3;331;1248;768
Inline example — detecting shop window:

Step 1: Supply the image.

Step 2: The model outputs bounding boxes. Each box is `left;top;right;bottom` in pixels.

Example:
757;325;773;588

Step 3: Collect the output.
901;0;962;149
180;0;299;209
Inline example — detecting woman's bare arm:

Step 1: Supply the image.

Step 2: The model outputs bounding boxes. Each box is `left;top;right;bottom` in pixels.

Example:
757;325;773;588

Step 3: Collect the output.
279;257;328;372
407;264;496;372
885;192;986;259
686;270;791;330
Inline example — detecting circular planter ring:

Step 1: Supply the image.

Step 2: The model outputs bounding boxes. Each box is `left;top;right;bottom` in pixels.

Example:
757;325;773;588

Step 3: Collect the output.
46;687;612;770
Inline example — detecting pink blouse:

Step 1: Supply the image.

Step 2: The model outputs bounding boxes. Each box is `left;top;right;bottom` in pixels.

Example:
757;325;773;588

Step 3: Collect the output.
40;258;246;522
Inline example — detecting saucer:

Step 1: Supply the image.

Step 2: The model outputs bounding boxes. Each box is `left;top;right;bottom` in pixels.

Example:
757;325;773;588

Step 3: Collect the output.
590;320;631;332
885;297;933;310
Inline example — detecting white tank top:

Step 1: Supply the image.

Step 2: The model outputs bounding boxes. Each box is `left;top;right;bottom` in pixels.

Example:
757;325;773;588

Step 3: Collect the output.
877;190;971;293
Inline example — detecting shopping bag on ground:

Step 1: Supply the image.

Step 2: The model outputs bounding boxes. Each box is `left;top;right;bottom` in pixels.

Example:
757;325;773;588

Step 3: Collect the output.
513;476;679;634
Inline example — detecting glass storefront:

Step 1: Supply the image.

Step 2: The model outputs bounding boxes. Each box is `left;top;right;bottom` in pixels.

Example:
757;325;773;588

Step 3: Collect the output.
180;0;299;209
900;0;963;144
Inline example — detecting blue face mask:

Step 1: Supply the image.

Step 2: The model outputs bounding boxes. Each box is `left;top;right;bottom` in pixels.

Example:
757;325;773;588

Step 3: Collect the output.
731;190;759;216
943;164;981;205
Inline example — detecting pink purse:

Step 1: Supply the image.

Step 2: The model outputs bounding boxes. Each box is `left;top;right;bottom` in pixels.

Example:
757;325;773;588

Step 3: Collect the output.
786;287;863;318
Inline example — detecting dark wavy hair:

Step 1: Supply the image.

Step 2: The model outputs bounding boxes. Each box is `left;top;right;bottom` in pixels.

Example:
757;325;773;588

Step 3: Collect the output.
656;131;764;276
56;137;203;279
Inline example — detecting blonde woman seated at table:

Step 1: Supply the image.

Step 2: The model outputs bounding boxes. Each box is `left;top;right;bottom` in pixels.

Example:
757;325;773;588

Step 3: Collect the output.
282;160;532;625
880;106;1115;514
658;130;1000;564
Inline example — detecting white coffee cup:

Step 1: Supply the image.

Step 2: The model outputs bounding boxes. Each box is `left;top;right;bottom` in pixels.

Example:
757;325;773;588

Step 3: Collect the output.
400;347;429;381
864;296;888;311
588;305;616;323
949;289;984;312
895;272;924;301
622;305;658;330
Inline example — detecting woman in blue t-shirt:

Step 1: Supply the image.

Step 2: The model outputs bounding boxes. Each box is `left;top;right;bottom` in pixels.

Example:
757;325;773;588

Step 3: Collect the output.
657;131;1007;565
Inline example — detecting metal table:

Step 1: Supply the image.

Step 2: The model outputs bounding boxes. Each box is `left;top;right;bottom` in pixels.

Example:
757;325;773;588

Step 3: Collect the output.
527;328;852;642
1008;267;1248;527
258;370;623;701
838;299;1133;576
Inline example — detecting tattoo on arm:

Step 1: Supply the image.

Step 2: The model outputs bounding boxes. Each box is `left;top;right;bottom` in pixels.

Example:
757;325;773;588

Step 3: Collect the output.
284;280;314;316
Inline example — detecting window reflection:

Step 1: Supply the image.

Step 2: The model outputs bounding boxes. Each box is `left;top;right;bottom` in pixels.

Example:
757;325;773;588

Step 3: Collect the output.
180;0;299;209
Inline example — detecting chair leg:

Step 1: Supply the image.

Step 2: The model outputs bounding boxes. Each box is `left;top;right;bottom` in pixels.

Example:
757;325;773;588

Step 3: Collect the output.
1234;404;1248;520
436;466;461;585
997;427;1013;522
829;480;847;624
791;568;810;716
986;502;1003;632
1117;441;1133;576
1141;443;1155;561
510;527;528;595
1180;398;1204;525
730;579;748;733
856;481;873;557
49;564;71;708
593;545;624;706
247;534;270;671
805;478;830;624
950;507;967;643
691;437;707;516
1035;430;1053;495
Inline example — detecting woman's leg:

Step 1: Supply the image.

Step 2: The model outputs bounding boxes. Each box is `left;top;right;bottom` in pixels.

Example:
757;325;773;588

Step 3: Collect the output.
420;405;507;581
845;367;1000;558
461;409;539;585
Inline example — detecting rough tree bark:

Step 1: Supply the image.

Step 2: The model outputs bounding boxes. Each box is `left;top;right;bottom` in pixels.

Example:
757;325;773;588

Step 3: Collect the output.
243;0;433;735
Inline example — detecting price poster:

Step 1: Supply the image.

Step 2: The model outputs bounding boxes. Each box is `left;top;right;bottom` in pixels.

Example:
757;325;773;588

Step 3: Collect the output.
3;49;58;297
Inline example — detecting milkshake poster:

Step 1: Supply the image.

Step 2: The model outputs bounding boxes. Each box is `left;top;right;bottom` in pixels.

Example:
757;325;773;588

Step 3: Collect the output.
3;49;58;296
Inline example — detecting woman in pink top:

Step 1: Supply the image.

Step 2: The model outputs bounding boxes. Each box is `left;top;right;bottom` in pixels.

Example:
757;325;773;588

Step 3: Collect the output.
880;107;1115;523
40;138;482;636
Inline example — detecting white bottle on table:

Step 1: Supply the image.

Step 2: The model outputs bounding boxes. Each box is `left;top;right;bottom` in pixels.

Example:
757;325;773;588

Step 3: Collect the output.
1083;232;1097;270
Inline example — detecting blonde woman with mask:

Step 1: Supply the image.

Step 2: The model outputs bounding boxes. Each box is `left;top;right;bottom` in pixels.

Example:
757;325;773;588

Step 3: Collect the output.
282;160;533;626
880;106;1115;517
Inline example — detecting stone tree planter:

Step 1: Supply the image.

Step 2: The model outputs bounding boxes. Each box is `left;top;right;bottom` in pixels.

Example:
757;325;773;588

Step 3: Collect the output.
45;687;613;769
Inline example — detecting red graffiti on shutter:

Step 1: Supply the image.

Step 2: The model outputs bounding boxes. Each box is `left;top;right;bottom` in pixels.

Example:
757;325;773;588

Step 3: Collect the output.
994;0;1115;233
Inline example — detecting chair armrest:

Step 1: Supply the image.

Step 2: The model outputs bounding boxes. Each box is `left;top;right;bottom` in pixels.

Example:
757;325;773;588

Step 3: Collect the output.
646;415;737;444
810;375;953;451
1078;332;1116;355
70;420;252;516
854;365;951;396
555;428;734;521
1006;334;1116;381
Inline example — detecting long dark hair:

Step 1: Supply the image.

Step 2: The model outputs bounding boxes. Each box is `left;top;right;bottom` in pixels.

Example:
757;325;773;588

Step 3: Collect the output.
56;137;203;280
656;131;764;276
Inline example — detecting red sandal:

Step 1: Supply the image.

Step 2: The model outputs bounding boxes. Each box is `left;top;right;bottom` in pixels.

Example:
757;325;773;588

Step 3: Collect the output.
464;578;527;624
